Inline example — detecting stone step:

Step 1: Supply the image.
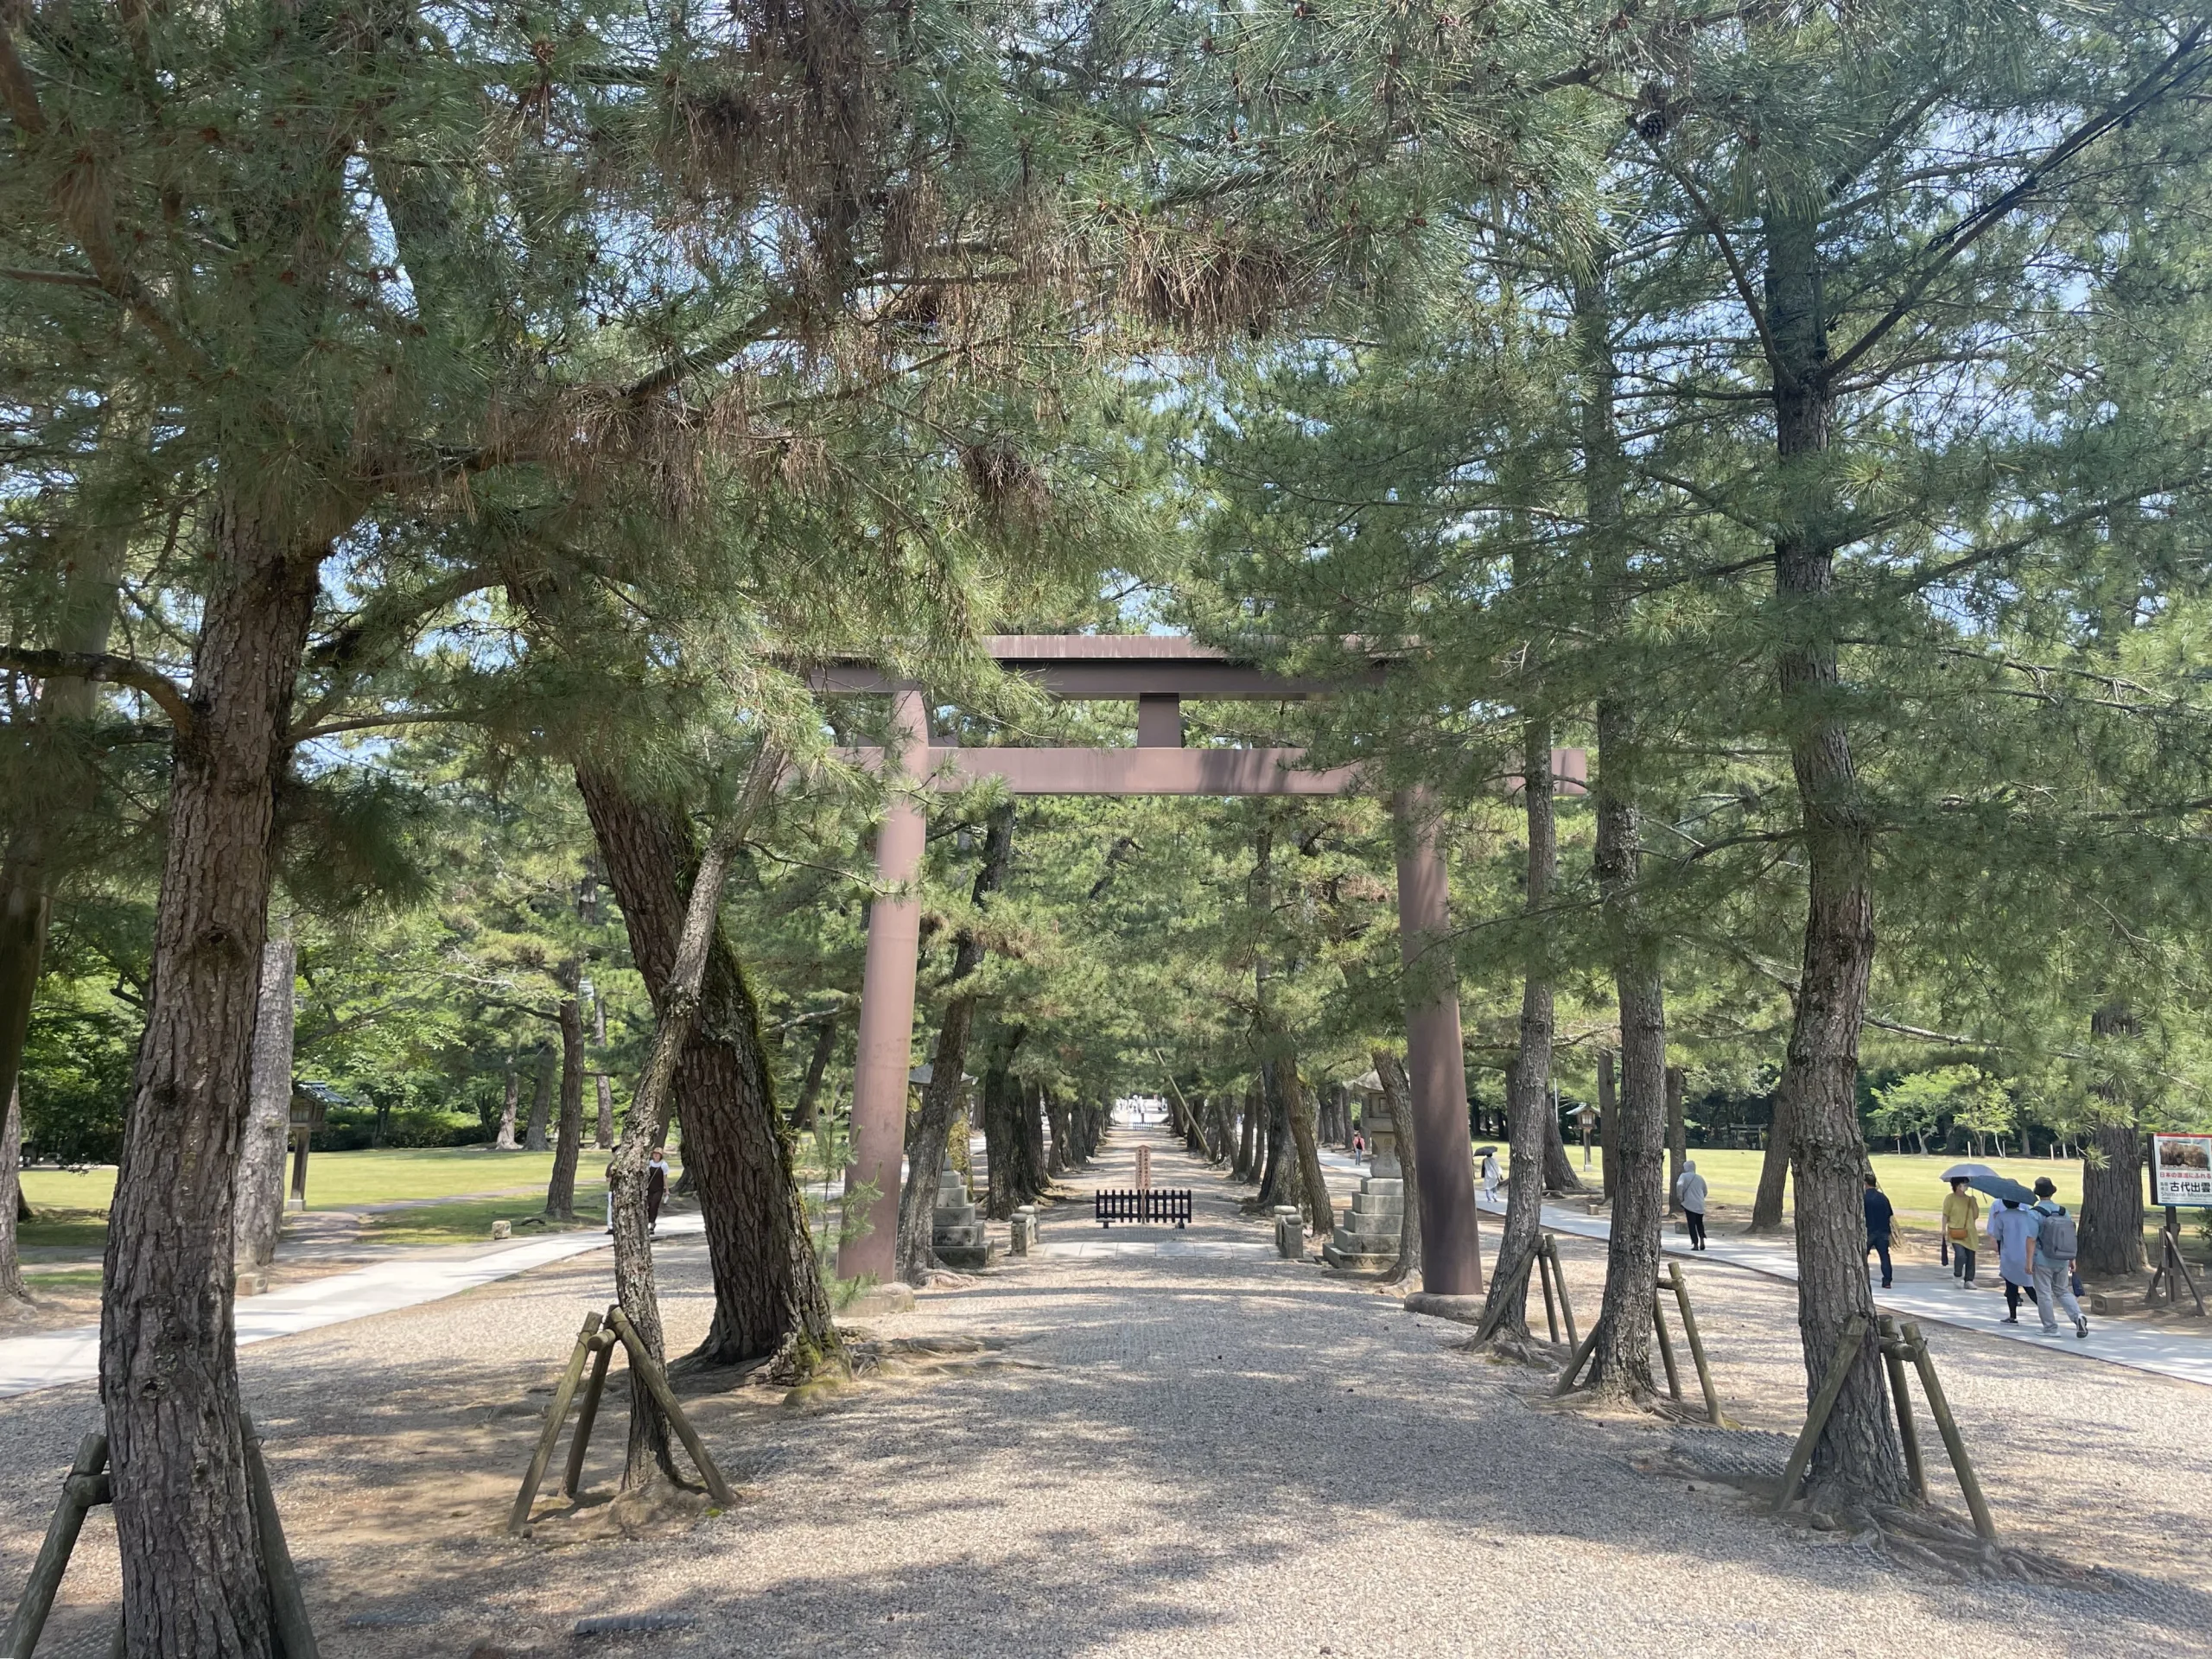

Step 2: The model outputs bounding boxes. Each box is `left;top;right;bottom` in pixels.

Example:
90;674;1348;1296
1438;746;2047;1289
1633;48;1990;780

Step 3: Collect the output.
1351;1179;1405;1199
934;1223;988;1248
1321;1241;1398;1272
1329;1227;1399;1255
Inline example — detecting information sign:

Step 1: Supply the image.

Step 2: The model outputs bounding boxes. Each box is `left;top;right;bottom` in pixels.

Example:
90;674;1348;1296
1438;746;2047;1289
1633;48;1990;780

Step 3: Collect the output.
2151;1132;2212;1207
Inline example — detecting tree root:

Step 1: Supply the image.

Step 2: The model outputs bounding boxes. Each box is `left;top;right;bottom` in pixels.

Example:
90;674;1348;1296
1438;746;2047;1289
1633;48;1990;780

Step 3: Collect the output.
1771;1498;2119;1586
1453;1328;1567;1370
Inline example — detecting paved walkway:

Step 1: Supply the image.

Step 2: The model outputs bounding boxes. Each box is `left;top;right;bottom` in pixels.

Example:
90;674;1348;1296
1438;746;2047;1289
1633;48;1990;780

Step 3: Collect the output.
1315;1145;2212;1389
0;1216;704;1400
3;1114;2209;1656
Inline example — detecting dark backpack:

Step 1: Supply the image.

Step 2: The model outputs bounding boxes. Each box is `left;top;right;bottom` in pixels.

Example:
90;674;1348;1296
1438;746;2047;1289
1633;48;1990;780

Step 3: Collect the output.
2037;1206;2078;1261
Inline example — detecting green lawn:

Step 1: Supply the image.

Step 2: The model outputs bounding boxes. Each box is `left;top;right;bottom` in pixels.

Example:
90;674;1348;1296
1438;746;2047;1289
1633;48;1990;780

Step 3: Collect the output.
357;1185;611;1247
1559;1147;2094;1224
18;1145;620;1215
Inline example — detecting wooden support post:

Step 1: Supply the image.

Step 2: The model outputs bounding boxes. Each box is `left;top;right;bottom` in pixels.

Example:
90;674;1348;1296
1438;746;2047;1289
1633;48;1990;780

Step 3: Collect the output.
1551;1323;1601;1396
1667;1262;1729;1427
1773;1313;1866;1512
1535;1247;1560;1344
241;1414;320;1659
1650;1295;1683;1402
1876;1316;1928;1503
1545;1235;1579;1348
607;1308;734;1507
3;1433;109;1659
509;1312;602;1534
1901;1320;1998;1545
2150;1208;2205;1315
562;1332;618;1499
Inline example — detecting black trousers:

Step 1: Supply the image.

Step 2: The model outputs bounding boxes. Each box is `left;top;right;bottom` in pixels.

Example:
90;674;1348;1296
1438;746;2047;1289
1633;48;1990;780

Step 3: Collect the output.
1684;1209;1707;1248
2004;1278;2039;1317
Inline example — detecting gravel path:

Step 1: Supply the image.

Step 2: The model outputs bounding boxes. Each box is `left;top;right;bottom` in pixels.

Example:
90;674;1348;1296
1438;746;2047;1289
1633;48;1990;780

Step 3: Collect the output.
3;1120;2205;1657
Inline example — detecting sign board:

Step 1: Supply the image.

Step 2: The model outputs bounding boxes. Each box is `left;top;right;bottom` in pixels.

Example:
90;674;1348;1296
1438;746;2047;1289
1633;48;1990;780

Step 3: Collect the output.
2151;1133;2212;1207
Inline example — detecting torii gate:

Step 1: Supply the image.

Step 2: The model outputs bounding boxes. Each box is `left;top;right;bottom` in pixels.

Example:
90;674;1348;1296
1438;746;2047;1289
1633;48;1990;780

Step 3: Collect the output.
819;635;1583;1300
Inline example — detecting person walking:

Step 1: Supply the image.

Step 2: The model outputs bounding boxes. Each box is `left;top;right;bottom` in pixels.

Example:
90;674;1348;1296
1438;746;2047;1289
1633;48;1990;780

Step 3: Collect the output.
1675;1160;1709;1250
1989;1196;2041;1324
1479;1150;1502;1205
1942;1177;1980;1287
1351;1130;1365;1164
2031;1176;2089;1338
645;1145;671;1236
1863;1172;1896;1289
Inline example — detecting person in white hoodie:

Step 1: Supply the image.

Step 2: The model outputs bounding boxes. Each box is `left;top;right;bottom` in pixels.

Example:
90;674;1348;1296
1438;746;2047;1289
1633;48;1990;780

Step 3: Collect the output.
1675;1160;1709;1250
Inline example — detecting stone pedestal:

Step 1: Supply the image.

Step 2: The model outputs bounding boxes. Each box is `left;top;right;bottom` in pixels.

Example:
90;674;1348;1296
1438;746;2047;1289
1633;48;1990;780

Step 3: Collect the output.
1323;1099;1405;1272
1010;1205;1039;1255
931;1155;999;1270
1274;1205;1306;1260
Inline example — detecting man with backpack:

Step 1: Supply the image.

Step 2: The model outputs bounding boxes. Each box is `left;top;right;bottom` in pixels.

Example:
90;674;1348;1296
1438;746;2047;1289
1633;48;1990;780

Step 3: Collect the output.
2030;1176;2088;1339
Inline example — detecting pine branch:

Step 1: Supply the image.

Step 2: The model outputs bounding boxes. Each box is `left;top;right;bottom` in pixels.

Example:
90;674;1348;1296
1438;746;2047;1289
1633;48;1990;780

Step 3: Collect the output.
0;646;194;734
1824;23;2212;385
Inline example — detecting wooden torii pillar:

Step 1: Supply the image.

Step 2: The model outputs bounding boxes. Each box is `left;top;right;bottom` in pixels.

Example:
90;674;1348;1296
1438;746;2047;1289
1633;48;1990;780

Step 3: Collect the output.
825;637;1581;1297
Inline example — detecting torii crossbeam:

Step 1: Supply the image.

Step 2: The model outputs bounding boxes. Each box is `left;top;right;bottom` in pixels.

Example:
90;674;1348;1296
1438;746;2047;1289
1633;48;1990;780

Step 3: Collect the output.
823;635;1581;1297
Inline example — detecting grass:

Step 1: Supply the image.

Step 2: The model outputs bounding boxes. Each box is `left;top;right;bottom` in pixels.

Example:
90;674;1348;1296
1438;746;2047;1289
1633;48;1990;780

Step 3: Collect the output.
359;1185;611;1247
16;1144;623;1215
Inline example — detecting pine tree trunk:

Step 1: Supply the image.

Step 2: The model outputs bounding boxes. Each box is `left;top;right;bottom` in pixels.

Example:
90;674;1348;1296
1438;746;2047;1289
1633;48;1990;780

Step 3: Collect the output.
1;1085;25;1306
1750;1087;1794;1230
1376;1052;1422;1286
575;767;840;1373
2080;1120;2145;1276
1579;264;1671;1400
524;1051;553;1151
1047;1090;1072;1174
1766;203;1905;1512
1479;717;1554;1345
544;981;585;1220
496;1068;520;1150
1279;1058;1333;1237
1541;1099;1584;1193
1255;1074;1291;1209
978;1029;1027;1219
595;1076;615;1150
1023;1079;1048;1196
101;499;321;1659
232;938;296;1289
791;1016;837;1129
2081;1003;2146;1275
1235;1084;1259;1181
897;995;974;1281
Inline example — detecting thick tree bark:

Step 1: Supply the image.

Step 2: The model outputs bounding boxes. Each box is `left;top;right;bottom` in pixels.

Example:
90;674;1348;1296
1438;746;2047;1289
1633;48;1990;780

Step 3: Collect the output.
978;1027;1027;1219
524;1050;553;1151
544;978;586;1220
1047;1090;1072;1174
1541;1097;1585;1193
1278;1058;1333;1237
2080;1003;2146;1275
1765;203;1905;1511
232;938;296;1291
1376;1052;1422;1287
2081;1121;2145;1276
1254;1070;1291;1209
1478;717;1555;1346
791;1015;838;1129
2;1085;25;1305
495;1068;520;1150
1023;1079;1049;1194
1234;1083;1259;1181
575;766;841;1374
1750;1086;1794;1230
100;499;321;1659
1579;266;1671;1402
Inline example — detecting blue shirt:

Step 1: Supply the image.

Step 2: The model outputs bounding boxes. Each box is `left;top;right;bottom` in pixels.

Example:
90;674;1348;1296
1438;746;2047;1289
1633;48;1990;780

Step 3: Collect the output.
1864;1188;1894;1243
1991;1204;2038;1284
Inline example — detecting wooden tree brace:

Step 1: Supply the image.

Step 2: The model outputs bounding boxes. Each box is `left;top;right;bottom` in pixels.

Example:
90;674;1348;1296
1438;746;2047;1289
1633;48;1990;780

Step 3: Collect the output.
1666;1262;1731;1427
1649;1295;1684;1402
7;1421;317;1659
561;1331;620;1499
1899;1320;1998;1545
606;1307;734;1507
1773;1313;1866;1513
1875;1316;1928;1503
509;1311;603;1535
1543;1235;1578;1349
